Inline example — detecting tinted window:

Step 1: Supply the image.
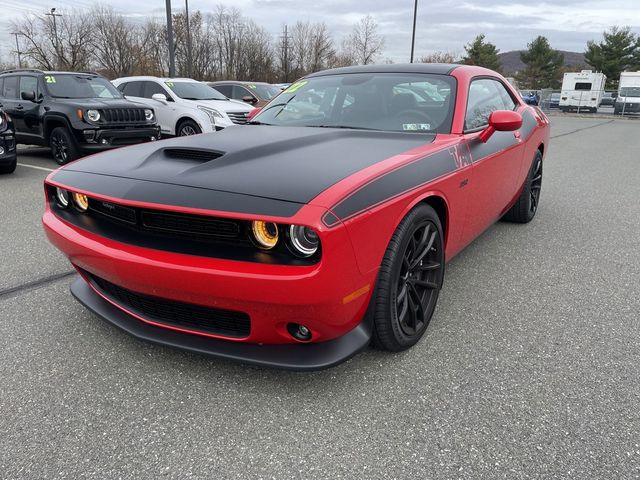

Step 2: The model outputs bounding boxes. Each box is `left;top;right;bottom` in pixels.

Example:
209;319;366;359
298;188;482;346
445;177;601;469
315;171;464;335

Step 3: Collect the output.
143;81;169;99
212;84;232;97
164;81;226;100
465;78;516;131
20;76;39;97
232;85;253;100
575;82;592;91
45;75;122;99
254;73;457;134
2;76;19;99
121;81;143;97
252;84;280;100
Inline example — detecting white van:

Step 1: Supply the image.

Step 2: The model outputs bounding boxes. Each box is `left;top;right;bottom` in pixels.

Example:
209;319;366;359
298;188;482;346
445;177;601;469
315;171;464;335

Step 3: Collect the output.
614;71;640;115
112;76;253;137
559;70;606;113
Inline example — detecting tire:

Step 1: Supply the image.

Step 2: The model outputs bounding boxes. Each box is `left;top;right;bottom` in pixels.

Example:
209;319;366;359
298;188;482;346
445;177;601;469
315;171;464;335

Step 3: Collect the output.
176;119;202;137
49;127;80;165
371;204;445;352
502;150;543;223
0;157;17;174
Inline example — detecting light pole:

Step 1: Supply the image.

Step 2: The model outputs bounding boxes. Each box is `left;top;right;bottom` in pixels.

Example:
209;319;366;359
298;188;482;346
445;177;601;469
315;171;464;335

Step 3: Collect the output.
10;32;22;68
165;0;176;77
410;0;418;63
45;8;62;69
185;0;192;78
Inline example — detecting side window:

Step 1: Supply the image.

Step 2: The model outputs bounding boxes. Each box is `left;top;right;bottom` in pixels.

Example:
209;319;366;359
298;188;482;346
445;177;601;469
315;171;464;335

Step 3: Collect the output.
213;85;232;97
232;85;253;100
20;76;39;97
121;81;143;97
143;81;168;99
2;76;19;99
465;78;515;131
0;78;4;97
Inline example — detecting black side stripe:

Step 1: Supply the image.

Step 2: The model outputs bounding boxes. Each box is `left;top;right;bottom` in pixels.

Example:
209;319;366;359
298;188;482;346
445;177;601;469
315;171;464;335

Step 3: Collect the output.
325;110;539;226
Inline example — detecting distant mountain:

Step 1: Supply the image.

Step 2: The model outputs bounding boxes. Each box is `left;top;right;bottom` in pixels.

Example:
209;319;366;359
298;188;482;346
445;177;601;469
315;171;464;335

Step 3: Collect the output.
498;50;587;75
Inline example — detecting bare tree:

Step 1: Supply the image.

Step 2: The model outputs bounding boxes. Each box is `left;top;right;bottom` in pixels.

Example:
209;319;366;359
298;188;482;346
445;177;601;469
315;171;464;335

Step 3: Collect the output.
343;15;385;65
91;6;140;77
419;51;459;63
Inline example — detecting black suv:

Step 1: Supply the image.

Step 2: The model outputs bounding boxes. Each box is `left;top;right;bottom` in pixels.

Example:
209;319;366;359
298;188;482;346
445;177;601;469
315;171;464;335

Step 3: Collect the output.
0;69;160;165
0;108;17;174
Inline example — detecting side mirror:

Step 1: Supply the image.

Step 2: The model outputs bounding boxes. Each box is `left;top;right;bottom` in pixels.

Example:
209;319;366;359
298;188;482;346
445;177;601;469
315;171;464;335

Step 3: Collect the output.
242;95;258;105
479;110;523;143
21;90;36;102
151;93;168;104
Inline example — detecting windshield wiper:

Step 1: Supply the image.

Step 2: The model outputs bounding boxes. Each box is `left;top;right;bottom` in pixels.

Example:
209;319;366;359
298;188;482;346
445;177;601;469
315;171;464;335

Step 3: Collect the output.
307;125;380;131
247;120;272;125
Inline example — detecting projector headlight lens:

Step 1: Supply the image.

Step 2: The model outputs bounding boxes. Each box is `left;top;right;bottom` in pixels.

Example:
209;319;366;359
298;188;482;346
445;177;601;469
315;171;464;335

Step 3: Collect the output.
86;109;100;122
251;221;279;249
72;192;89;212
144;109;154;121
288;225;319;257
55;188;70;208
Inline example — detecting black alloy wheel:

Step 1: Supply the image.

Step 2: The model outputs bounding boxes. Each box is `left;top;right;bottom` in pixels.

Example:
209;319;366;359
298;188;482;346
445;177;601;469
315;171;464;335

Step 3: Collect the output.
49;127;79;165
529;153;543;216
371;204;445;351
502;150;543;223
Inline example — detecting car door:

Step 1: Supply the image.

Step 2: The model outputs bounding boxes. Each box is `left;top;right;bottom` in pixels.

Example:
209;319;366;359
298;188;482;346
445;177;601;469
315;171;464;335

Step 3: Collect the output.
19;75;43;141
463;78;525;238
1;76;22;138
142;81;177;135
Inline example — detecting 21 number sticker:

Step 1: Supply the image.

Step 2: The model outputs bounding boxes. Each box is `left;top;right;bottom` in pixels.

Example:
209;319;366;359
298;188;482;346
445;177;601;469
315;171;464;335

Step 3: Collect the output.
45;75;56;84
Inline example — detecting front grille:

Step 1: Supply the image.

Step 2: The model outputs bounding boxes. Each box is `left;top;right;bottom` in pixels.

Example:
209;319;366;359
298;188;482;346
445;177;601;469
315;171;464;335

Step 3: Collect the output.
227;111;249;125
164;148;223;162
92;200;137;224
100;108;147;125
141;211;240;238
87;271;251;338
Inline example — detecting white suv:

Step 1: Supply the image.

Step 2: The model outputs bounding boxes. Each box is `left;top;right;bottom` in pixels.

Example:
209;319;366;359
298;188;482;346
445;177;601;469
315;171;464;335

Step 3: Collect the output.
112;76;253;136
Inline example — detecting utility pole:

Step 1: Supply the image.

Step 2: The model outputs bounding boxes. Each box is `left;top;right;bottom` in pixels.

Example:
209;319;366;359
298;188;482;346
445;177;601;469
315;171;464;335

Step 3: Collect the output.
410;0;418;63
10;32;22;69
280;25;291;83
185;0;192;78
45;8;63;69
165;0;176;77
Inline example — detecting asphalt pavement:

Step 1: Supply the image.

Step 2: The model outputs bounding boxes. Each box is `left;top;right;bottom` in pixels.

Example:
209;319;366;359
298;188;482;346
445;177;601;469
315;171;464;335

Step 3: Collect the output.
0;118;639;479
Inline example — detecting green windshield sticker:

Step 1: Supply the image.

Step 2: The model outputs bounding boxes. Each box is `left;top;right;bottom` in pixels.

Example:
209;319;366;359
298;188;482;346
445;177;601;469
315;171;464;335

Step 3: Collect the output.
248;84;257;89
165;81;174;88
285;81;307;93
45;75;56;84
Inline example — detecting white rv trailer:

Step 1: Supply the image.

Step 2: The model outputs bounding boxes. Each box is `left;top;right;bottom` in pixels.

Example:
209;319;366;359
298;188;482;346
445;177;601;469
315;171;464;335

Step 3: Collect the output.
614;71;640;115
559;70;606;113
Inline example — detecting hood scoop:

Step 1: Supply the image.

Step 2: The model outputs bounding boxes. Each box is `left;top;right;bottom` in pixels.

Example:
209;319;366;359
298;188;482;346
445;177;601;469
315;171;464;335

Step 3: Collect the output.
164;148;224;162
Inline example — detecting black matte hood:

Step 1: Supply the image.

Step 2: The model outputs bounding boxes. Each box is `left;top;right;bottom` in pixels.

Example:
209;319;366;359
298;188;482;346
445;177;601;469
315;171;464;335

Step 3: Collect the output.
61;126;436;204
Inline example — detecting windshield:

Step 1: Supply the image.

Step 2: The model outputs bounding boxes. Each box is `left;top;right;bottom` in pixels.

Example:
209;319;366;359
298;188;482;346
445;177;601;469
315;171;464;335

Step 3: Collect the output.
165;81;227;100
253;73;456;134
44;75;122;99
249;84;281;100
619;87;640;97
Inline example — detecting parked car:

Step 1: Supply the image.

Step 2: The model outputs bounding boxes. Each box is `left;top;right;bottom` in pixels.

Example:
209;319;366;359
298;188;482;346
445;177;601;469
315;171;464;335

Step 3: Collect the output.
599;91;616;107
207;81;281;108
113;76;253;137
0;108;17;174
520;90;539;105
43;63;549;370
0;69;160;165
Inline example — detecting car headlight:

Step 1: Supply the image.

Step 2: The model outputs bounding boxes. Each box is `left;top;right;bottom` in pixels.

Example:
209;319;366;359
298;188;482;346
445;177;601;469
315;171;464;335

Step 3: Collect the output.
86;109;100;122
55;188;70;208
288;225;320;257
0;114;4;128
72;192;89;212
197;106;223;124
144;109;154;121
251;221;279;249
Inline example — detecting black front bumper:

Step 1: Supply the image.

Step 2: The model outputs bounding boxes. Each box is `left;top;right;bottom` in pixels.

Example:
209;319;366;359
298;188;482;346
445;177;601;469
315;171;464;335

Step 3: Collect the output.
71;278;372;371
78;126;161;152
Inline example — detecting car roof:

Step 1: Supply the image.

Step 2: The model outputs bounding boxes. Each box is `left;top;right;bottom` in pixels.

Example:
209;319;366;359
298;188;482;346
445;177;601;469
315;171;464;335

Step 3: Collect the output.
113;76;199;83
209;80;272;85
307;63;460;78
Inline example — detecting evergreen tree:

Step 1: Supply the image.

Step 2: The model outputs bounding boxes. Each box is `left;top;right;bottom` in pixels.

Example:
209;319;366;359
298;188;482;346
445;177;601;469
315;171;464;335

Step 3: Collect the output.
463;34;502;72
585;26;638;88
516;36;564;89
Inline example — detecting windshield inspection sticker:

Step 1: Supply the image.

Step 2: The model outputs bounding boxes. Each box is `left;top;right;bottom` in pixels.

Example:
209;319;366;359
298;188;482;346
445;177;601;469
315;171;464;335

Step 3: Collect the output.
165;81;175;88
286;80;308;93
402;123;431;131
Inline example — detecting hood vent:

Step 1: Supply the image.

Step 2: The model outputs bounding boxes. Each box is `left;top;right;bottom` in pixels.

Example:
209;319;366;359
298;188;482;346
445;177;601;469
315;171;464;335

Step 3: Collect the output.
164;148;224;162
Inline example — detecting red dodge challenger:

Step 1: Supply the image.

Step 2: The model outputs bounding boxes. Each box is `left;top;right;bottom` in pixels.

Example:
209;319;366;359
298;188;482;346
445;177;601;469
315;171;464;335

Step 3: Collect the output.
43;64;550;370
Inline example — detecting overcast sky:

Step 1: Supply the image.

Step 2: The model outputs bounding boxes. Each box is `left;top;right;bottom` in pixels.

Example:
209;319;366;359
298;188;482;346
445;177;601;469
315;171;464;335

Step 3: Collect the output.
2;0;640;64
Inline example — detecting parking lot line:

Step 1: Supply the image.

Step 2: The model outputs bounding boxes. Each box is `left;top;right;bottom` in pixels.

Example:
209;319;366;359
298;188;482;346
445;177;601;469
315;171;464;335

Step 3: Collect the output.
17;163;55;173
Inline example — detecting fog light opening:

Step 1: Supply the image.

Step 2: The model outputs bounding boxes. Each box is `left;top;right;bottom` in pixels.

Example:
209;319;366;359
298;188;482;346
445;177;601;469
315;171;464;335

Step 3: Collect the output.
287;323;312;342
